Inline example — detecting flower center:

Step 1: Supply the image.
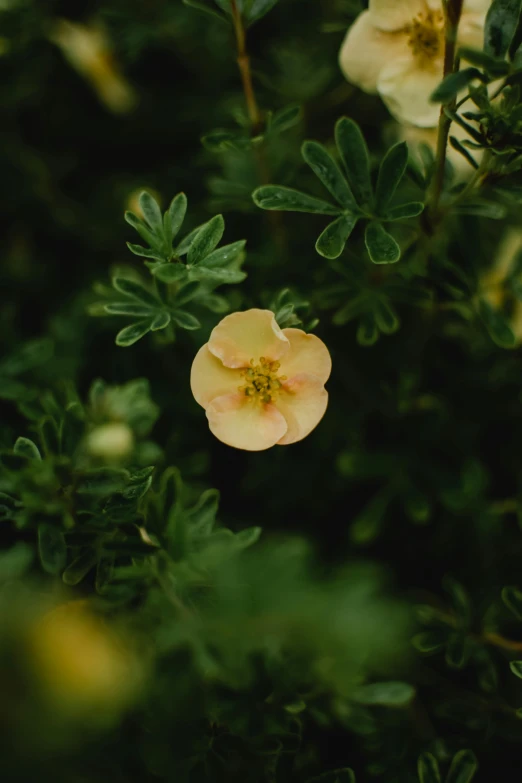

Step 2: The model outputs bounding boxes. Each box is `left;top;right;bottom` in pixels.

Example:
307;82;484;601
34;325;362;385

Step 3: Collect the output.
238;357;287;404
407;10;444;63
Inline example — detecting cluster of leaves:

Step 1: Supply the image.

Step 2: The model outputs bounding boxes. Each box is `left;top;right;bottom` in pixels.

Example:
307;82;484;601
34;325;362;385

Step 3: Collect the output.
432;0;522;176
0;379;159;586
183;0;280;28
253;117;424;264
94;191;247;346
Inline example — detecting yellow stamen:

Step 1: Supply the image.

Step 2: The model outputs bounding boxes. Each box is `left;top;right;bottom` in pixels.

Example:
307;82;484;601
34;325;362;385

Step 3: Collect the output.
238;357;286;404
407;10;444;64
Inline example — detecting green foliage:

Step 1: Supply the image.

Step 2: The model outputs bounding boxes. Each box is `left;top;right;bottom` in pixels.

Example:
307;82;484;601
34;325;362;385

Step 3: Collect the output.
5;0;522;781
95;192;247;345
253;118;424;262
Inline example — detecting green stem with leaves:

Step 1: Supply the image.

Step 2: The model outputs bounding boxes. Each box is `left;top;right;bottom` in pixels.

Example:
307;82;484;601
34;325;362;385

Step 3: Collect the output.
427;0;464;225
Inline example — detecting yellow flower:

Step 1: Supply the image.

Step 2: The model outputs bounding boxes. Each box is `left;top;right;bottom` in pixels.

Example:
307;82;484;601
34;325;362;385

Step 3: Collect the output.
49;19;137;114
29;600;140;718
191;309;331;451
480;229;522;343
339;0;490;127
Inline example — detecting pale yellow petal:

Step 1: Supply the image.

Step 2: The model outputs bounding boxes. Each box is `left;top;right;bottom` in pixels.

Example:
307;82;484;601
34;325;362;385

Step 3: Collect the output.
208;309;289;369
275;374;328;446
458;12;488;50
190;344;241;409
378;56;442;127
462;0;491;14
279;329;332;385
369;0;427;31
339;11;410;94
206;393;288;451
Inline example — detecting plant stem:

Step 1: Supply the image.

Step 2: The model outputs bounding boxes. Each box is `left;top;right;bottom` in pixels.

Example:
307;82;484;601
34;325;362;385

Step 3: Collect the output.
426;0;464;226
230;0;262;134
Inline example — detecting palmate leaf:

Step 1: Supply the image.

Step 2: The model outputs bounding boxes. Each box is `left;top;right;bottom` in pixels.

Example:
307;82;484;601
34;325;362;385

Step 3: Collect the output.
112;277;160;307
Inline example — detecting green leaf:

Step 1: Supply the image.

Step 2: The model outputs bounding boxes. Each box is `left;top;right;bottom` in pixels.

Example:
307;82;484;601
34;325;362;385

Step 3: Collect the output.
484;0;522;58
115;320;152;347
188;215;225;265
104;302;155;317
201;128;251;152
364;222;400;264
175;281;201;305
112;277;159;307
301;140;357;209
150;312;171;331
233;526;262;548
182;0;228;22
479;299;517;348
335;117;373;206
373;300;399;334
386;202;425;220
62;550;98;586
446;750;478;783
124;211;162;250
315;214;358;259
13;436;41;460
246;0;280;24
449;136;480;169
443;576;472;625
171;310;201;330
417;753;442;783
38;524;67;575
139;191;163;233
356;315;380;347
152;263;188;283
126;242;167;261
352;681;415;706
510;660;522;678
375;142;408;212
445;633;473;669
412;630;446;654
191;266;247;284
202;240;246;268
252;185;341;215
431;68;484;103
502;585;522;619
458;45;511;75
453;201;507;219
164;192;188;245
268;104;302;134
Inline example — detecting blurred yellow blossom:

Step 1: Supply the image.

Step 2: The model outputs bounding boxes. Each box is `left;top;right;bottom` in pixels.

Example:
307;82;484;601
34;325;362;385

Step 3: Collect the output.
86;421;135;460
49;19;137;114
480;229;522;344
29;599;141;719
339;0;490;127
191;309;331;451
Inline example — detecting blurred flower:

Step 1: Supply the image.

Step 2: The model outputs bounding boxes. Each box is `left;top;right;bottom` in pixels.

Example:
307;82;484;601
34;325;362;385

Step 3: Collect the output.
29;599;141;719
191;309;331;451
339;0;489;127
49;19;137;114
86;421;134;460
480;228;522;343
